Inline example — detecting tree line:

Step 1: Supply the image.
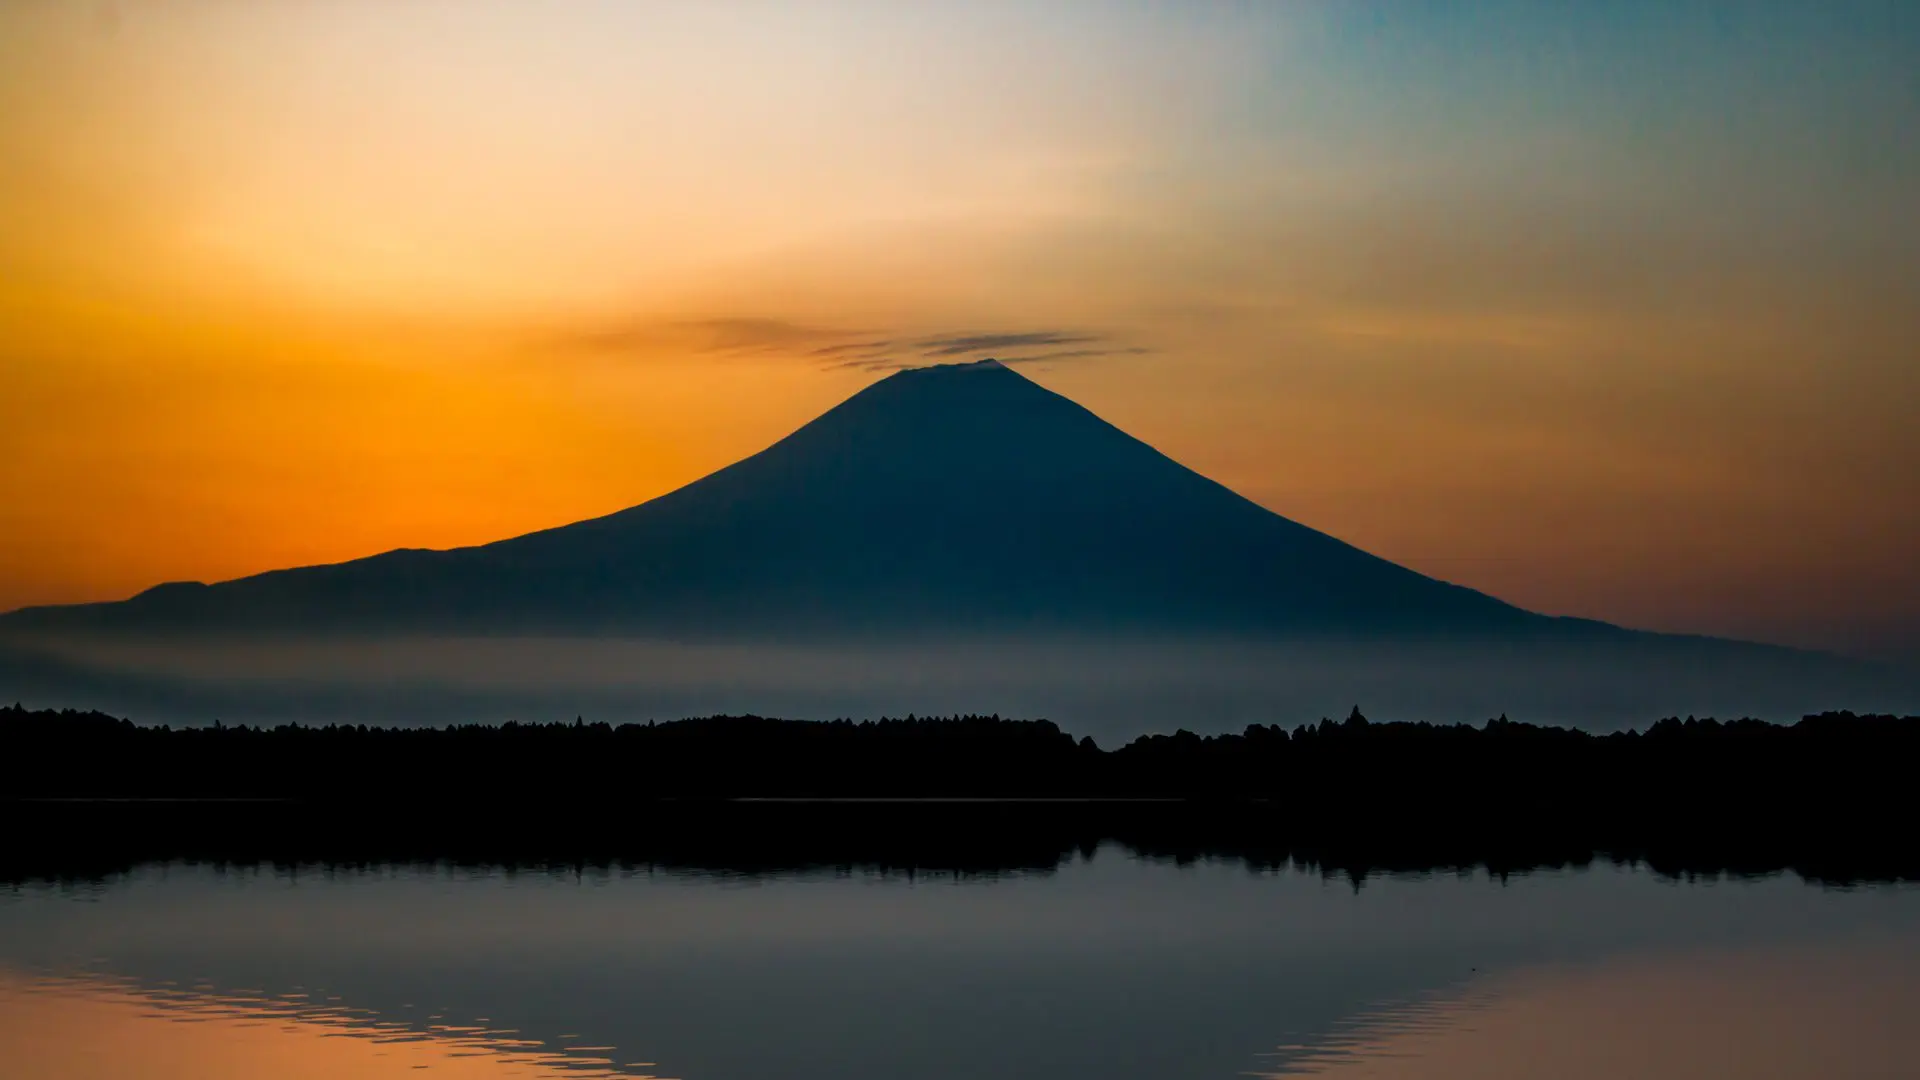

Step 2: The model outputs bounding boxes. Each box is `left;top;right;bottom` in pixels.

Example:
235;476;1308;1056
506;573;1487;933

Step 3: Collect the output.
4;703;1912;808
5;704;1916;884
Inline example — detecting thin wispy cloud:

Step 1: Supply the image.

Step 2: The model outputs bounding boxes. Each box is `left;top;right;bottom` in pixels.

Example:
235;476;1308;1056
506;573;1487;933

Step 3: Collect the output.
999;347;1153;365
821;332;1149;372
830;344;1155;372
555;317;1147;371
551;317;878;357
914;332;1099;358
806;339;898;358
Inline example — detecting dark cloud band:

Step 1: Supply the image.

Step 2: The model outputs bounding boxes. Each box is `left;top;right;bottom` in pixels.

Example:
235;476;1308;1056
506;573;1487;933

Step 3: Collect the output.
555;317;1145;371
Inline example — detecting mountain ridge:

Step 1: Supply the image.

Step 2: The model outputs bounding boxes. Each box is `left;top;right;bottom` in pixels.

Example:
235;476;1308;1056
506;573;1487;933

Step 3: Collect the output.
0;360;1830;660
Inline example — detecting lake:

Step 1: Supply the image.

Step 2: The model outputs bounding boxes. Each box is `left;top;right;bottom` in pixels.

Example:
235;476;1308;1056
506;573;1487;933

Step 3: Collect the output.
2;852;1916;1079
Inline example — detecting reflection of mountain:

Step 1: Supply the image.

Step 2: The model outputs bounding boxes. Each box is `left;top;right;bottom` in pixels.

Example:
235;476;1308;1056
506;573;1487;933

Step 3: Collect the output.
5;862;1918;1080
0;971;650;1079
0;359;1611;638
0;359;1911;729
1254;940;1920;1080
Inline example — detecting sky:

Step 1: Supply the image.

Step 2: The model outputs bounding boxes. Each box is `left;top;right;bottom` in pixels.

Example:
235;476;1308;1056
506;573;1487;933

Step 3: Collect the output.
1;1;1915;660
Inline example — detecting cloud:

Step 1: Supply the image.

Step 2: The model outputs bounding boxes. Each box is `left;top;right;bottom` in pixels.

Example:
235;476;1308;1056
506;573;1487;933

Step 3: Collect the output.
821;334;1150;372
551;317;876;357
912;331;1099;358
553;316;1147;372
806;339;897;358
690;318;867;352
830;357;917;373
996;347;1154;365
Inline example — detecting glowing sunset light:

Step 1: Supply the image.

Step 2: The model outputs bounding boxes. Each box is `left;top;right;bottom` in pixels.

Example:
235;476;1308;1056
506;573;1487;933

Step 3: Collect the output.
1;1;1914;659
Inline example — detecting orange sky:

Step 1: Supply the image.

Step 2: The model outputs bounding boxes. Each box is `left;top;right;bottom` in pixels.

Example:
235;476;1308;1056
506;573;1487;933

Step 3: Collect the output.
2;3;1916;658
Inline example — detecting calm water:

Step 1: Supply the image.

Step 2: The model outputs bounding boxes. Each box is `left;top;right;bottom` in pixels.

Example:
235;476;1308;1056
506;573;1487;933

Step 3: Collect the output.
2;854;1917;1079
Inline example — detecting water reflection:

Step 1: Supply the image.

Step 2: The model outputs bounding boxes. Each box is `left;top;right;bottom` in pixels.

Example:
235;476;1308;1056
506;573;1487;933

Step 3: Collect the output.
1261;939;1920;1079
2;856;1918;1079
0;970;662;1079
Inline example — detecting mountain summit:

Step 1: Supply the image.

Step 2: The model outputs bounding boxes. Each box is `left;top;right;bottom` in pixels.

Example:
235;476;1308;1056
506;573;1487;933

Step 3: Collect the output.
8;358;1913;731
6;359;1566;640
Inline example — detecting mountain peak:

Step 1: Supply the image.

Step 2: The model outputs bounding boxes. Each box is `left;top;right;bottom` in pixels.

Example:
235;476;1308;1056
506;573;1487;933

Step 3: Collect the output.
912;356;1007;371
883;356;1015;382
798;353;1067;438
3;357;1538;640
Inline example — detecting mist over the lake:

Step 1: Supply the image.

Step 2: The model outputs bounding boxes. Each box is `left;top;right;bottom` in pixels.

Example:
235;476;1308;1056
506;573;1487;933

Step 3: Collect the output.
2;632;1907;740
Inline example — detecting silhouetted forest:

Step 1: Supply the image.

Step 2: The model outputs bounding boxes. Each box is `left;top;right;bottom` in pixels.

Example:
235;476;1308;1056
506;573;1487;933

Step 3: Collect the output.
6;703;1915;803
5;705;1917;886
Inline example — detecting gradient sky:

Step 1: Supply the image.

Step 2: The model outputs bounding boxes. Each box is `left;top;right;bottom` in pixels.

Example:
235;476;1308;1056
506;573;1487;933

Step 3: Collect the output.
2;1;1916;658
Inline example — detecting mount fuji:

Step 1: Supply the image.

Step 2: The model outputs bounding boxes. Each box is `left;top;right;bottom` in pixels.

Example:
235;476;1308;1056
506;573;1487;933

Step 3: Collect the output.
3;359;1601;640
1;359;1908;732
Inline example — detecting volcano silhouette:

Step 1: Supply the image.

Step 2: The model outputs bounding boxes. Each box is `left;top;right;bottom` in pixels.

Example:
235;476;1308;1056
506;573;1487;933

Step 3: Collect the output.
6;359;1595;641
7;358;1915;732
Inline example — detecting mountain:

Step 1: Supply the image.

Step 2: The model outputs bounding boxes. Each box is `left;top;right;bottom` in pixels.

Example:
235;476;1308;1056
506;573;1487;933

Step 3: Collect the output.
4;359;1913;732
5;358;1607;642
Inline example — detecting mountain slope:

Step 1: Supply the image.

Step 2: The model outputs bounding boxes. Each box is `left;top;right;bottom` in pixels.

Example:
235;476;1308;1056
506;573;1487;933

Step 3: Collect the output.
0;360;1649;641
